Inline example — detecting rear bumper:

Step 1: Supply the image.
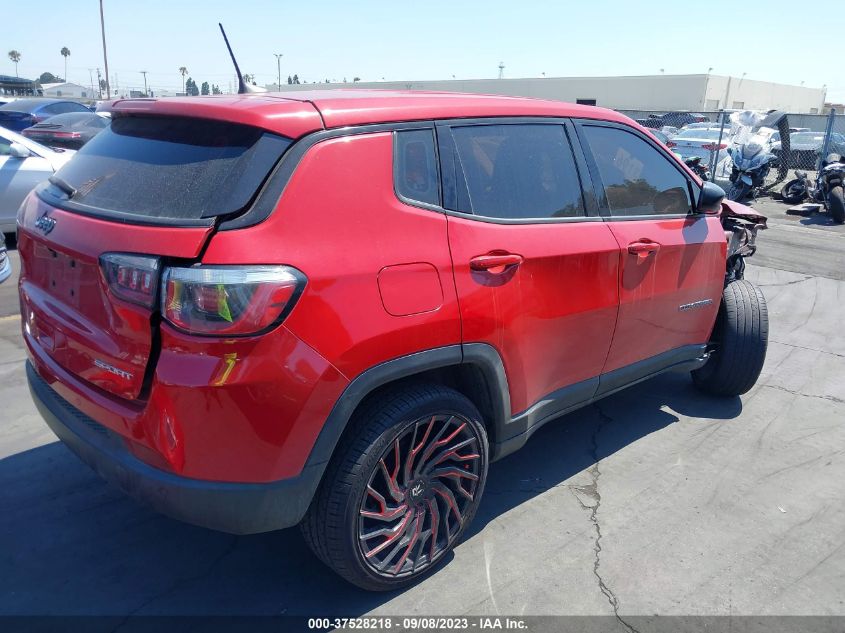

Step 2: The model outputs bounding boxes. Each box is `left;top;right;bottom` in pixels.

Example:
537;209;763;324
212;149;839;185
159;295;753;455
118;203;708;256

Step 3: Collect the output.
27;361;322;534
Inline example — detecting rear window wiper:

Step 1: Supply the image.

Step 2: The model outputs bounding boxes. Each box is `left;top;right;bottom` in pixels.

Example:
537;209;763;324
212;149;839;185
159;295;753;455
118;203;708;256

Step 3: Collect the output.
48;175;77;199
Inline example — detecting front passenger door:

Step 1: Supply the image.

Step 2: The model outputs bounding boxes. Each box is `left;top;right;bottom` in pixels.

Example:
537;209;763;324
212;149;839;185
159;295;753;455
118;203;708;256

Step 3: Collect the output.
575;121;726;377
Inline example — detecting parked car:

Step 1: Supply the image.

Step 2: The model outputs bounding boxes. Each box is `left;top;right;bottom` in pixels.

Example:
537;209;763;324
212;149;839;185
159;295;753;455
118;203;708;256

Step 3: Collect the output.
669;127;730;171
0;98;91;132
0;233;10;284
0;126;75;233
22;112;110;149
19;91;769;591
638;112;709;129
772;131;845;169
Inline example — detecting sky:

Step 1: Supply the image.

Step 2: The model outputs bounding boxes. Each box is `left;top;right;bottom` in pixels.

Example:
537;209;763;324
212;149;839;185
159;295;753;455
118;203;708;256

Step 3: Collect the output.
4;0;843;102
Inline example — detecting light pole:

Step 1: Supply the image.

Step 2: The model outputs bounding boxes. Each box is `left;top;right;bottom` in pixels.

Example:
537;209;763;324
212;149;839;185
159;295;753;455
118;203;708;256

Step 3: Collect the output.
140;70;148;96
99;0;111;98
274;53;283;89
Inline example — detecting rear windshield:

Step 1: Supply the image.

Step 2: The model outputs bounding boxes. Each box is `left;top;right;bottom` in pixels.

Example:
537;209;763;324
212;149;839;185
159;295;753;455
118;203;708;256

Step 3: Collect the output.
49;115;291;221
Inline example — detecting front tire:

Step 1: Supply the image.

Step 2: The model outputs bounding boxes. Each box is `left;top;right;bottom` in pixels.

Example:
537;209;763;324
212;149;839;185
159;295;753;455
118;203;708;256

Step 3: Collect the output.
828;186;845;223
728;182;751;202
780;178;807;205
692;280;768;396
300;383;489;591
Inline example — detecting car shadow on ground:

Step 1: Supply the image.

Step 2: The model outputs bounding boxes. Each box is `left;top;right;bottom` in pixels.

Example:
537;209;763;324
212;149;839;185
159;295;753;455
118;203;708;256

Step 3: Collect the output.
0;372;740;617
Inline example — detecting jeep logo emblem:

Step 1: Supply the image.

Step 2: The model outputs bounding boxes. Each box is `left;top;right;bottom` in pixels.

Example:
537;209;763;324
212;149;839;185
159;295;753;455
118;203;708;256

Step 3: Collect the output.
35;213;56;235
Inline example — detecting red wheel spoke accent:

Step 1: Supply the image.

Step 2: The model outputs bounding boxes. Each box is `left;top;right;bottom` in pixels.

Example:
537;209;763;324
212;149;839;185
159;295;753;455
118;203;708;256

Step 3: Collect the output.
403;416;435;486
430;465;480;482
415;420;466;476
432;482;462;526
423;436;480;473
427;498;440;562
379;453;403;503
362;508;414;559
392;510;424;573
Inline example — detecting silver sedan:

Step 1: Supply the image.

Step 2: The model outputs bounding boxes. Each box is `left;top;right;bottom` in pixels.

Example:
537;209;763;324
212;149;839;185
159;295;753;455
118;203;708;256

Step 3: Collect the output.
1;126;75;234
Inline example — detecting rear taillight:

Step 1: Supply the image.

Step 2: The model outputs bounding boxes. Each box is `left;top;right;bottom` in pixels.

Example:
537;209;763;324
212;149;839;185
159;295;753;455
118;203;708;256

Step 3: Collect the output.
702;143;727;151
100;253;161;308
666;141;677;148
161;265;304;336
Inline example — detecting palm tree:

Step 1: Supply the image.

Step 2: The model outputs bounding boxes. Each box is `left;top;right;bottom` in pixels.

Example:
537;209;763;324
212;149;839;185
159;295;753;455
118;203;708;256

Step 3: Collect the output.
60;47;70;82
243;73;254;85
179;66;188;95
8;50;21;77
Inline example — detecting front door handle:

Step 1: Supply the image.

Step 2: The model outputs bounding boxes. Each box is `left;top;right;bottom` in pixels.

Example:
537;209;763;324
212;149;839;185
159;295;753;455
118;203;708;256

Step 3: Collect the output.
469;253;524;272
627;240;661;259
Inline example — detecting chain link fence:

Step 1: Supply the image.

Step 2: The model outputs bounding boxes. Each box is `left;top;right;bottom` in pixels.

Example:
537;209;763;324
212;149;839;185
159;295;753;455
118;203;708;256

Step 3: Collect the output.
616;108;845;196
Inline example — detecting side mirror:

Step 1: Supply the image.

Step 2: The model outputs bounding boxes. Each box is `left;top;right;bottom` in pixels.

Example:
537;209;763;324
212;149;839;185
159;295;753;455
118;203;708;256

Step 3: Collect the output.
698;181;725;215
9;143;31;159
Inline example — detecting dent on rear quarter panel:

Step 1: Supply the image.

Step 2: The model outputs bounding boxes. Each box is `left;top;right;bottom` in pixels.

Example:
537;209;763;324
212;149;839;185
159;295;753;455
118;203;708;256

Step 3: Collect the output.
201;132;462;380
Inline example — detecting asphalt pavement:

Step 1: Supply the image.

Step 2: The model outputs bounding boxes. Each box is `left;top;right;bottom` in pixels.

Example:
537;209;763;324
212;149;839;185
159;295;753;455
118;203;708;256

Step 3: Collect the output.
0;195;843;625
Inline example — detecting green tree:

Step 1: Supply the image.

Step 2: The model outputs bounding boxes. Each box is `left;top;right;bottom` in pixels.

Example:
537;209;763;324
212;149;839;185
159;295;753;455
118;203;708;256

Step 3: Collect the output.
353;77;361;82
211;84;222;95
201;81;209;95
60;47;70;83
184;77;199;96
287;75;292;85
39;72;61;84
178;66;188;95
8;50;21;77
292;74;299;84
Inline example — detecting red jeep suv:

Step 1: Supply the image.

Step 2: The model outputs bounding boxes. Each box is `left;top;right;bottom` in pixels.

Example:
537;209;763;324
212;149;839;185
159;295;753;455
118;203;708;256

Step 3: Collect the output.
18;91;768;590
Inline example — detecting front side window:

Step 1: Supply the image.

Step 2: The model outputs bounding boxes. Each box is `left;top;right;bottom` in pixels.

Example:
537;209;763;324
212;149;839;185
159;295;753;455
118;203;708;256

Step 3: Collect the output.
582;125;692;217
395;129;439;206
450;124;584;220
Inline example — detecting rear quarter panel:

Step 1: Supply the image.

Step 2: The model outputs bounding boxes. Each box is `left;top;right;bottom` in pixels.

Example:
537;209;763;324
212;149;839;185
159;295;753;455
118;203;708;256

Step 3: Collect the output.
202;132;462;380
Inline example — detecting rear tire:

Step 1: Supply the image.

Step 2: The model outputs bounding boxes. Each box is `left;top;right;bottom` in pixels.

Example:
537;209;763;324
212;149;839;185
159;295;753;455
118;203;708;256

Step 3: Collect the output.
828;186;845;223
692;280;768;396
779;179;807;205
728;182;751;202
300;383;489;591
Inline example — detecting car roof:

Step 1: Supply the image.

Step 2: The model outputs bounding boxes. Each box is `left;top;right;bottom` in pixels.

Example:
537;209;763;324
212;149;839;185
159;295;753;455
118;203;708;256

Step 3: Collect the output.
0;98;74;112
105;90;634;138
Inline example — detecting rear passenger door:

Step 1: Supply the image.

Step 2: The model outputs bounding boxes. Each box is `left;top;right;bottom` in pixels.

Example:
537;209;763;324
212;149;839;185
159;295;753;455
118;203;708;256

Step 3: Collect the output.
438;119;620;422
574;121;726;377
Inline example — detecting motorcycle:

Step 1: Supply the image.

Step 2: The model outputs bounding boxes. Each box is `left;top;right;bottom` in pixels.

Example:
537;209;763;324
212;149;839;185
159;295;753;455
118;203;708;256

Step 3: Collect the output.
779;153;845;224
726;141;777;202
684;156;710;181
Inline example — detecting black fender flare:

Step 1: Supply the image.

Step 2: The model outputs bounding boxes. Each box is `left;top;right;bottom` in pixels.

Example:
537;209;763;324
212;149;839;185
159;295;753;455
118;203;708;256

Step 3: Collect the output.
302;342;510;483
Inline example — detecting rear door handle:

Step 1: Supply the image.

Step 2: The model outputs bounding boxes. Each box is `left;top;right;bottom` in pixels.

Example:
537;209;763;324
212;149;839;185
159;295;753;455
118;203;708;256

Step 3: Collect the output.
627;240;661;259
469;253;524;272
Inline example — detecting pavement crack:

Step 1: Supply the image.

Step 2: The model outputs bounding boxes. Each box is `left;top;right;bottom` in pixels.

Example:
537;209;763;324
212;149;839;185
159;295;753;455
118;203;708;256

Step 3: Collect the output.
764;383;845;405
569;403;640;633
769;339;845;359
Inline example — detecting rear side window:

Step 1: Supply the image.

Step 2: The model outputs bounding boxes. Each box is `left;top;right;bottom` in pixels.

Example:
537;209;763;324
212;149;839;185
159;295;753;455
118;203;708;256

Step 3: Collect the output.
582;125;692;217
395;129;439;206
50;116;291;221
450;124;584;220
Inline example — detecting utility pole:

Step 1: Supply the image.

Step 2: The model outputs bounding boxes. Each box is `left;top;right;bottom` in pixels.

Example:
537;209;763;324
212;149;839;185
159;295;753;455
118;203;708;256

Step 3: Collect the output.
140;70;148;96
99;0;111;98
88;68;95;97
274;53;283;91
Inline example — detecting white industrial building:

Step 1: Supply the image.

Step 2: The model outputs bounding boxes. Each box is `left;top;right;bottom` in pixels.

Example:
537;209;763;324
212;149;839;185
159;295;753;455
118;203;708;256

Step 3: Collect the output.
267;74;826;114
39;82;93;99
